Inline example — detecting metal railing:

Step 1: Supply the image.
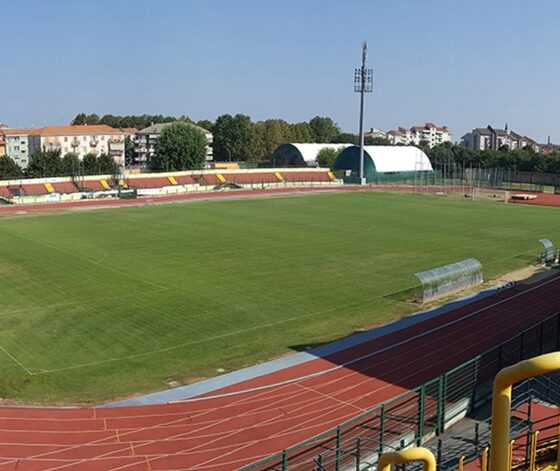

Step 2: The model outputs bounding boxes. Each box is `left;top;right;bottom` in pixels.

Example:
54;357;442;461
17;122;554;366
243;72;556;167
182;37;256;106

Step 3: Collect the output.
240;312;560;471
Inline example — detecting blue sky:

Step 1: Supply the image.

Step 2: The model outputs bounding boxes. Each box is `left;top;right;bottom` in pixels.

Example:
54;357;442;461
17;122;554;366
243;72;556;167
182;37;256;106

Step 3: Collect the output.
1;0;559;142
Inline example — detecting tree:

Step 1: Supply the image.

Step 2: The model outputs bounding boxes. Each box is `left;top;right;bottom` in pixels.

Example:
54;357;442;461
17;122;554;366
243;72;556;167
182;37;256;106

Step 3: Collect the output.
72;113;88;125
71;113;100;125
290;122;314;142
254;119;294;160
316;147;345;168
97;154;118;174
61;153;80;176
124;136;135;166
213;114;262;162
26;149;63;177
0;156;22;179
309;116;340;143
100;114;120;128
82;153;99;175
72;113;184;130
196;120;214;132
365;136;391;146
152;122;207;171
332;132;359;145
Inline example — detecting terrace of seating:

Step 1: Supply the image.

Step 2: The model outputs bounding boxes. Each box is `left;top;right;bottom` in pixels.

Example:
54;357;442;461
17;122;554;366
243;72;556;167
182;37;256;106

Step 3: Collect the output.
0;186;15;199
51;181;80;194
195;173;221;185
20;183;50;196
173;174;197;185
224;172;279;184
82;180;113;192
282;170;334;182
127;177;175;189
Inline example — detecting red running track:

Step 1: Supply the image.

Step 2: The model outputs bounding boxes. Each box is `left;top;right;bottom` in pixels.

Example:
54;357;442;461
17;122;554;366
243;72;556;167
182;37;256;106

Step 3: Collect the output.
0;186;357;215
1;275;560;470
509;192;560;208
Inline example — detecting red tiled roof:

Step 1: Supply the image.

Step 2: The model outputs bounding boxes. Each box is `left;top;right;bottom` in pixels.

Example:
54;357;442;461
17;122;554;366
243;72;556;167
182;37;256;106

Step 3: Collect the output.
120;128;138;134
36;125;123;136
1;128;39;136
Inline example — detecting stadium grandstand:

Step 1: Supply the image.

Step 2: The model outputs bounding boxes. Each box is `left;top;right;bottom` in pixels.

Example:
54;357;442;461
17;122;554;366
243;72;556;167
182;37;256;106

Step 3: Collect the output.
0;167;340;205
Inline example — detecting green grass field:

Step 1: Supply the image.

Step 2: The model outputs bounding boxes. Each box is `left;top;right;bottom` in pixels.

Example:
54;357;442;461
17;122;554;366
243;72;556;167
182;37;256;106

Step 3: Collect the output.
1;191;559;404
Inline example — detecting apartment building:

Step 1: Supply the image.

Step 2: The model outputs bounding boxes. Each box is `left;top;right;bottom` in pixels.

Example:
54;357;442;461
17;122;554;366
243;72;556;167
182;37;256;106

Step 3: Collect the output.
29;125;126;165
461;126;540;152
1;128;35;168
386;122;452;148
135;123;213;167
364;127;387;140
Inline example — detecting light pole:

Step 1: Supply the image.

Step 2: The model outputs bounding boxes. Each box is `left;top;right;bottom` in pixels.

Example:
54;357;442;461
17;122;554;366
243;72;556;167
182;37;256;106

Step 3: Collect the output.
354;41;373;185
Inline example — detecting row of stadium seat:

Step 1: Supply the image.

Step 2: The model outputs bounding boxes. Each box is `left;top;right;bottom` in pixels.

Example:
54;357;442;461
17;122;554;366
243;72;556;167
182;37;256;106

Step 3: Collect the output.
0;171;336;198
124;171;334;189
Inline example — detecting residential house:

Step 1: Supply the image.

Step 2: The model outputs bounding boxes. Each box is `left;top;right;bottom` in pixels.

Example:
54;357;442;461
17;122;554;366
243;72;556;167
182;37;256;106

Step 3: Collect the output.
386;123;451;148
461;126;540;152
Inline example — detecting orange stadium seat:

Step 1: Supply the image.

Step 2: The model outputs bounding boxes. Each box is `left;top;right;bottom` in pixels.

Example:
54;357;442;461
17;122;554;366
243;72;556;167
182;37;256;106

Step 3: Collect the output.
21;183;50;196
51;182;80;194
174;175;197;185
225;172;279;184
282;171;332;182
127;177;174;189
82;180;112;192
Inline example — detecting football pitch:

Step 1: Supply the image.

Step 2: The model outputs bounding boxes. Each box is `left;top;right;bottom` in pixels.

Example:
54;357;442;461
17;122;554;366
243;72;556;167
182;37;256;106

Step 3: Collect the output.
1;191;559;403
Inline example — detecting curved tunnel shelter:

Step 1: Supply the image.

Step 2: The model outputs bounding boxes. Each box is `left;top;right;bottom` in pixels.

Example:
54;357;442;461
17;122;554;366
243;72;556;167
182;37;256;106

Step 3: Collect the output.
333;145;433;181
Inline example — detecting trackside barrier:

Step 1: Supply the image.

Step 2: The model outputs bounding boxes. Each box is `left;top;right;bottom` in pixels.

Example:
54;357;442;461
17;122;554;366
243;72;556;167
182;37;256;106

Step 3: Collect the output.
403;375;560;471
239;311;560;471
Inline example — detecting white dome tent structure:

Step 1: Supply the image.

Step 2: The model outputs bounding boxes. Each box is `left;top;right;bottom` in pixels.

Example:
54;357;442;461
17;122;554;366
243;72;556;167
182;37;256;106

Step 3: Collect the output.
333;145;434;183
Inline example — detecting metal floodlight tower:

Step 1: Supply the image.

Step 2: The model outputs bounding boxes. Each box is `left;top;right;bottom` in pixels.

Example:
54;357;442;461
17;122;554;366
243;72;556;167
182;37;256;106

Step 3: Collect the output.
354;41;373;185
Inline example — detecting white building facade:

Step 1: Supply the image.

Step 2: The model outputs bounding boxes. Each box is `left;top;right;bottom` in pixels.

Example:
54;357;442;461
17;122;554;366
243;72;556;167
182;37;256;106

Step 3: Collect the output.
461;126;540;152
387;123;452;148
29;125;126;165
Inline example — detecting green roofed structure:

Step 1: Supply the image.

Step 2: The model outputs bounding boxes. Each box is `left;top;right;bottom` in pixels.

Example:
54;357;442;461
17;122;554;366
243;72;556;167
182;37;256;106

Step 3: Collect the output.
333;145;433;182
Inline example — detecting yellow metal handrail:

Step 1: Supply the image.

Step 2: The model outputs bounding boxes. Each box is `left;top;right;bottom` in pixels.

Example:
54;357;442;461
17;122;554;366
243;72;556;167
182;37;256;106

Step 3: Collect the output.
378;447;436;471
490;352;560;471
